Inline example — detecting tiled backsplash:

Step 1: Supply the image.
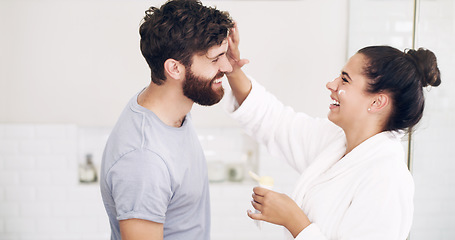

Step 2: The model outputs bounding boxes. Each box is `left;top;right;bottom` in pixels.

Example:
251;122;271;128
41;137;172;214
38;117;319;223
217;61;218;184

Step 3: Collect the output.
0;124;299;240
3;122;453;239
0;124;109;240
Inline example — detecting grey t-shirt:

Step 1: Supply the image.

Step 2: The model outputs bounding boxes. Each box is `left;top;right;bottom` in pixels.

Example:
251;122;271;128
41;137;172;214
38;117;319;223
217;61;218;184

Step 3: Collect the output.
100;91;210;240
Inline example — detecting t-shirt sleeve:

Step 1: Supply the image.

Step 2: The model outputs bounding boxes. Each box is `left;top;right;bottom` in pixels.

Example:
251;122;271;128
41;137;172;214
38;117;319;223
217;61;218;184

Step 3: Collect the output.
106;149;172;223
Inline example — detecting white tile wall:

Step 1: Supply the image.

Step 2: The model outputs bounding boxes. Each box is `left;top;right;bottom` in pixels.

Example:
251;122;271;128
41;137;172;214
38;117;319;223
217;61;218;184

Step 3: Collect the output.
348;0;415;57
0;124;110;240
348;0;455;239
0;124;299;240
7;115;453;239
198;127;300;240
410;1;455;239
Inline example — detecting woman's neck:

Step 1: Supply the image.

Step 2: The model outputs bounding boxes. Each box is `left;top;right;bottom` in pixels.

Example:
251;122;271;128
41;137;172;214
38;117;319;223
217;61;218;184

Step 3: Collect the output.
343;126;383;155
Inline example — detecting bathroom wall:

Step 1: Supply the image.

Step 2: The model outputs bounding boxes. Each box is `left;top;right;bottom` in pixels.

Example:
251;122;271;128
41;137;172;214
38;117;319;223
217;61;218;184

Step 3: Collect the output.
410;0;455;239
0;124;300;240
0;1;348;238
0;0;348;127
348;0;455;239
0;124;106;240
7;0;453;240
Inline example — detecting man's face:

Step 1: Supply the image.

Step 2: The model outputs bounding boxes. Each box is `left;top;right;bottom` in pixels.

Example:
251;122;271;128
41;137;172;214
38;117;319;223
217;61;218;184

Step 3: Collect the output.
182;40;232;106
183;67;225;106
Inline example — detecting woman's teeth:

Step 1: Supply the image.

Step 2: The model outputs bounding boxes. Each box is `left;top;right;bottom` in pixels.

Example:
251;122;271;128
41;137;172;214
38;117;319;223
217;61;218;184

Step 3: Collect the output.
331;99;340;106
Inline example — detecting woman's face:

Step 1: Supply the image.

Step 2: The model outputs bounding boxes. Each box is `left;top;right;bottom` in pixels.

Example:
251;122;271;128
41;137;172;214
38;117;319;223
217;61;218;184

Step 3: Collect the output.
326;53;374;130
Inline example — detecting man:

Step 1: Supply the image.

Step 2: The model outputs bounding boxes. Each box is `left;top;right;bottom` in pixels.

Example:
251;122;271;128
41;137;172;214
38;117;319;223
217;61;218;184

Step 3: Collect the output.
100;1;233;239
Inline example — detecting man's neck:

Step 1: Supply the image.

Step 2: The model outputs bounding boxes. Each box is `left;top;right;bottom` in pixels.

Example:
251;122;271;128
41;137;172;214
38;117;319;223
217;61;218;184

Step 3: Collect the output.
137;83;193;128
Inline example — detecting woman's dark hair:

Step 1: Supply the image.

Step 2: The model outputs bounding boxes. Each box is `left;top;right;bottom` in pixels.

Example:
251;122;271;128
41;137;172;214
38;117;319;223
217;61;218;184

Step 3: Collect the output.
139;0;233;85
358;46;441;132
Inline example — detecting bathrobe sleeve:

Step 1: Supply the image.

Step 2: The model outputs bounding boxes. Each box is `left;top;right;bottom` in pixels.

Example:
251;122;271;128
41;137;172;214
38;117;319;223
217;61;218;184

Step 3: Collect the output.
225;77;344;173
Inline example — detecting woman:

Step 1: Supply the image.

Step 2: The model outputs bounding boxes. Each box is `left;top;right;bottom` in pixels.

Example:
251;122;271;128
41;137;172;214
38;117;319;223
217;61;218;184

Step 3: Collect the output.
225;24;441;239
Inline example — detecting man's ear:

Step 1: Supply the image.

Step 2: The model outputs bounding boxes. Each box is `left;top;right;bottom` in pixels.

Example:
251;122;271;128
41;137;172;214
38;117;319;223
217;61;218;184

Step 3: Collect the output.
369;93;390;112
164;59;185;81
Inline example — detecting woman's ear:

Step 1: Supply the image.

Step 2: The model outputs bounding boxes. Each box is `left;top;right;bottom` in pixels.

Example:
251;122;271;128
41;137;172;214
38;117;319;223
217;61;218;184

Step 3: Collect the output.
369;93;390;112
164;59;185;81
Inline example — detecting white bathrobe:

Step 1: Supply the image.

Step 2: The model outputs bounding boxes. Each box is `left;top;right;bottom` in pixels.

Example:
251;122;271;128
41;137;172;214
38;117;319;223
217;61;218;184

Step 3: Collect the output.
225;78;414;240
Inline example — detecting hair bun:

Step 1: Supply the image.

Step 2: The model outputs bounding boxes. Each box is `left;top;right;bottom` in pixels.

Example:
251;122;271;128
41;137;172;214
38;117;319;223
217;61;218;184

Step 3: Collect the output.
405;48;441;87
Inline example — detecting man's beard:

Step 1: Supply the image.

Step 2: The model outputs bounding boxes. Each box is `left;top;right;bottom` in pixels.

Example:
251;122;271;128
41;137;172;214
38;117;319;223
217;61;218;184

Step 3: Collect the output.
182;68;225;106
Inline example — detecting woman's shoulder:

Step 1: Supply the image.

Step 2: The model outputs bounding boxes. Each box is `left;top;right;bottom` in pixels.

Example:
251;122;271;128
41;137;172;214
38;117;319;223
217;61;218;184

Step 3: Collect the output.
360;132;413;187
363;153;413;191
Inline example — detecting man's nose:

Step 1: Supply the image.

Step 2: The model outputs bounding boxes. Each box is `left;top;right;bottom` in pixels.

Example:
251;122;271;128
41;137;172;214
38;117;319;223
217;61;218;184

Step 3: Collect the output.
219;55;233;73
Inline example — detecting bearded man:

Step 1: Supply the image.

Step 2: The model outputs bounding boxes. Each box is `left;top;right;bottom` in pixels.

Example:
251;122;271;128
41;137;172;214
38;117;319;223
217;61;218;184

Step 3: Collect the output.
100;1;234;239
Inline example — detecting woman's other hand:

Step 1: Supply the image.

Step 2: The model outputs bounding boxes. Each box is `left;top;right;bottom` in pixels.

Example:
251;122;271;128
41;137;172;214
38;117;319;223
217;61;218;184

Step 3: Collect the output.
248;187;311;238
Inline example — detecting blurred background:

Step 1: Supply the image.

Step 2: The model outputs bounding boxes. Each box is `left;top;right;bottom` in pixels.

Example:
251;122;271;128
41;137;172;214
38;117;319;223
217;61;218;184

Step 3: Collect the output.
0;0;453;239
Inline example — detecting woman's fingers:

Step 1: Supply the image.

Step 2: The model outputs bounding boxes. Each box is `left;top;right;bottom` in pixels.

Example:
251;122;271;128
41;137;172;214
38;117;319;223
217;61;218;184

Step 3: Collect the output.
230;22;240;44
252;192;264;202
253;186;271;196
251;198;263;211
237;59;249;68
227;21;250;71
247;209;262;220
227;37;239;61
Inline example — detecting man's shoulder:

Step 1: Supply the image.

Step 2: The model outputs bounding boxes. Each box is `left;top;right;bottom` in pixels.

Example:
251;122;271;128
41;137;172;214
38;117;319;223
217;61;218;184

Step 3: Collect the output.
108;148;170;180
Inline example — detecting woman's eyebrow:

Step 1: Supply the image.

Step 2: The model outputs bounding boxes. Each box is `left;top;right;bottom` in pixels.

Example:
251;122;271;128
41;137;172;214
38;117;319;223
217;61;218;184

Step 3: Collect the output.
341;71;352;81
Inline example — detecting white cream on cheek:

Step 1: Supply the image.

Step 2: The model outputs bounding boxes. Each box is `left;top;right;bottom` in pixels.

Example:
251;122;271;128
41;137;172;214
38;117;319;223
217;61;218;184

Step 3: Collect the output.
337;89;346;106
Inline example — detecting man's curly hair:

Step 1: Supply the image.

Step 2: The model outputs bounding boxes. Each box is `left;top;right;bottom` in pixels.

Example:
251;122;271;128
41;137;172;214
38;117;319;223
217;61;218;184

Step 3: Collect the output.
139;0;233;85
